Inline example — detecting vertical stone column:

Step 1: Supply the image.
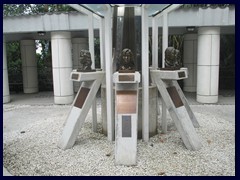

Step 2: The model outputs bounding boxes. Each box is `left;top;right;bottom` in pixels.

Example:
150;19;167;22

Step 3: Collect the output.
3;36;10;103
183;33;198;92
20;40;38;93
72;38;88;92
51;32;74;104
197;27;220;103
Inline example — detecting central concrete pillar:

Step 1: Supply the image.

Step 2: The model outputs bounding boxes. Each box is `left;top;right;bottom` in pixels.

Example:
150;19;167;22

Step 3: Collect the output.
197;27;220;103
20;40;38;93
3;36;10;103
72;38;88;92
51;32;74;104
101;86;158;139
183;33;198;92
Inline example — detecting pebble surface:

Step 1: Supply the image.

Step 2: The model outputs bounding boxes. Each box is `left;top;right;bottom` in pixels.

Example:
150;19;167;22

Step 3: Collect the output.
3;104;235;176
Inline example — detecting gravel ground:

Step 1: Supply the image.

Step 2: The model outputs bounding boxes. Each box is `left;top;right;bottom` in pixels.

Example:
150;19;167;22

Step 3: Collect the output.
3;104;235;176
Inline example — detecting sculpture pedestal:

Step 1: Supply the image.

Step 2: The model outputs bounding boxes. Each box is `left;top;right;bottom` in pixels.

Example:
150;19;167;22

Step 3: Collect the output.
58;70;104;150
101;86;158;139
150;68;202;151
113;71;140;165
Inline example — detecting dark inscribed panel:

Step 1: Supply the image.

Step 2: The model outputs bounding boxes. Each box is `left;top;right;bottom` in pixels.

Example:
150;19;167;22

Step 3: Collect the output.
178;71;186;78
71;73;79;80
167;86;184;108
122;115;131;137
74;87;90;109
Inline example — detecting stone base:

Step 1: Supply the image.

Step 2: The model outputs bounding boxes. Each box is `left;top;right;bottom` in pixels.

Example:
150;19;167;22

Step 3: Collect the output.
197;94;218;103
23;87;38;94
183;86;196;92
54;95;74;105
3;95;10;104
101;86;158;139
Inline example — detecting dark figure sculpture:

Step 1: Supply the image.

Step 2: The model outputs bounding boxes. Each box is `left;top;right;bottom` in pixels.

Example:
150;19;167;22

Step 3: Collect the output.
165;47;182;69
78;50;92;71
118;48;135;71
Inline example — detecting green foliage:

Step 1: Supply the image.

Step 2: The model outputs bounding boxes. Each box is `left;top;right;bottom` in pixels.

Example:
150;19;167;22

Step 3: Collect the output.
6;42;22;79
3;4;76;16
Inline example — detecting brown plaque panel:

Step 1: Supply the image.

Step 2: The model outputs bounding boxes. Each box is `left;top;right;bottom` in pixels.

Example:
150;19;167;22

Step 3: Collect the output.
158;67;180;71
167;86;183;108
116;90;137;114
119;70;135;73
71;73;79;80
178;71;185;78
119;75;134;81
77;69;96;72
122;116;131;137
74;87;90;109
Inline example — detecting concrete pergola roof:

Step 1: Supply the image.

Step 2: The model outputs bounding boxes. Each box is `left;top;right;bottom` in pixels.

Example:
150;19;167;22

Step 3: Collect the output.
3;5;235;42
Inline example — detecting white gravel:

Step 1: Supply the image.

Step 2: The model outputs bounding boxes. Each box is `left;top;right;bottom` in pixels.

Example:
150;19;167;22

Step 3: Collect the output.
3;104;235;176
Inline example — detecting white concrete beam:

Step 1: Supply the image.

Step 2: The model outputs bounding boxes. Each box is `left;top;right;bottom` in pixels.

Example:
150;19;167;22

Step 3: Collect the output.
104;6;114;141
100;18;105;70
154;4;182;18
162;13;168;68
152;17;158;69
141;6;149;142
68;4;101;20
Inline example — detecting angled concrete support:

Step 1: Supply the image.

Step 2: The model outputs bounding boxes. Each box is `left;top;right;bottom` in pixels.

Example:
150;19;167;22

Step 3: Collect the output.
150;68;202;150
58;70;105;150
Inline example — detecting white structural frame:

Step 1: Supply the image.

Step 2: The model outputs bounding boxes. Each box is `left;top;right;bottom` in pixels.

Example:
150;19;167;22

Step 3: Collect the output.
68;4;114;141
151;4;182;134
141;5;149;142
152;4;182;69
68;4;184;142
104;5;114;141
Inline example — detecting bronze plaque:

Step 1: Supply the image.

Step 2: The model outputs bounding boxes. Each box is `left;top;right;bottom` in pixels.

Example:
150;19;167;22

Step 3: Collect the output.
158;67;180;71
167;86;183;108
178;71;185;78
116;90;137;114
71;73;79;80
119;75;134;81
122;116;131;137
119;69;135;73
77;69;96;72
74;87;90;109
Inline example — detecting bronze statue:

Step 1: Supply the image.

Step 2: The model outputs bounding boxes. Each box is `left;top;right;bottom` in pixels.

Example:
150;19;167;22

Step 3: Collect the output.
164;47;182;68
78;50;92;71
118;48;135;71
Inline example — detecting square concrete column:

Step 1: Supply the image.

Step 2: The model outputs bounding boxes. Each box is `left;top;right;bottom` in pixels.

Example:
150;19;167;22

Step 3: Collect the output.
20;40;39;93
183;33;198;92
197;27;220;103
113;71;141;165
72;38;88;93
3;36;10;103
51;32;74;104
